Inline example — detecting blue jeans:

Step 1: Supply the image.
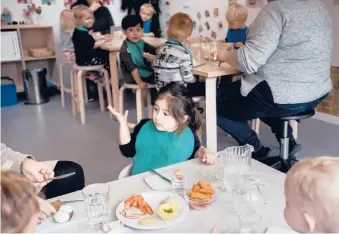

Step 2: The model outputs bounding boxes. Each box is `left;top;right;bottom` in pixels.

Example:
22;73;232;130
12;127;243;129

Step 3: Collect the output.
217;80;327;151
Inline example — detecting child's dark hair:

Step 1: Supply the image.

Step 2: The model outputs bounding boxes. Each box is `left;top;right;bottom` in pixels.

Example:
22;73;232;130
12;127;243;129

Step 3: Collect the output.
122;15;143;30
157;82;202;134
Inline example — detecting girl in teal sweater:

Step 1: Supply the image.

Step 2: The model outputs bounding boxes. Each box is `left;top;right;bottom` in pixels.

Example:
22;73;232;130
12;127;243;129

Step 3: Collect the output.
110;83;215;175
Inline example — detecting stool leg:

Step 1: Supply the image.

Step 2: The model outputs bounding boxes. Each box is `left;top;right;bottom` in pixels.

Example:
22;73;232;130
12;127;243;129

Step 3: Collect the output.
77;71;86;124
136;89;143;123
146;89;153;118
280;120;289;160
103;70;113;119
98;83;105;112
83;77;88;104
59;64;65;108
71;69;77;117
119;85;126;114
291;120;298;139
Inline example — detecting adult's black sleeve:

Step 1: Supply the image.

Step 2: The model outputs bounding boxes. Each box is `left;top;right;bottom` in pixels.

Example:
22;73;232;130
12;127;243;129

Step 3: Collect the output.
93;6;114;34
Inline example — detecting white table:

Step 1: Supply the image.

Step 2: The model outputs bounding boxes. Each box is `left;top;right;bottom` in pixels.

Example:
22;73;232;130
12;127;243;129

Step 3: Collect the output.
37;159;291;233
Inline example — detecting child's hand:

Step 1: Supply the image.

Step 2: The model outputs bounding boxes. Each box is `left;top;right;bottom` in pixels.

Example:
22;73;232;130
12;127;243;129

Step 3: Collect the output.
138;81;148;89
196;146;216;165
107;106;128;124
235;42;244;48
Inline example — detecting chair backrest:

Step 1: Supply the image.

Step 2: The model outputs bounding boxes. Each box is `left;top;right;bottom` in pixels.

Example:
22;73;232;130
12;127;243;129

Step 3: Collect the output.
118;164;133;180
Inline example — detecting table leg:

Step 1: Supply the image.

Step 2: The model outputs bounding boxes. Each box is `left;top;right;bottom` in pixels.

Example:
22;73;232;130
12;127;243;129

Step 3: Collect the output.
205;77;218;153
109;51;120;112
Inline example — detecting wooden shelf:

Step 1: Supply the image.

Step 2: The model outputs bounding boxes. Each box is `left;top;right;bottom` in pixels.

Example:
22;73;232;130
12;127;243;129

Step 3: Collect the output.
1;59;22;63
24;56;56;61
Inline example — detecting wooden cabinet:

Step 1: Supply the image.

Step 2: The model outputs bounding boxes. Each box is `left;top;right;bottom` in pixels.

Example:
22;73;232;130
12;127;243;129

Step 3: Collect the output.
1;25;58;92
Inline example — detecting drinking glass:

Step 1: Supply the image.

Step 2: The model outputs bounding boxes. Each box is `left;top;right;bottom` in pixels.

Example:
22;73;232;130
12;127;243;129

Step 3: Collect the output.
82;183;110;229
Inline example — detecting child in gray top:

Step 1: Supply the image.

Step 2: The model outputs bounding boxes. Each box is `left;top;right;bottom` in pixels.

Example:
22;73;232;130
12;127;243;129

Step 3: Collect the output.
60;9;75;61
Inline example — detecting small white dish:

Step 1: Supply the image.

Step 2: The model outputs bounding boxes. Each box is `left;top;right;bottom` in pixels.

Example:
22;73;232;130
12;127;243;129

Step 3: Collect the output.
144;175;172;191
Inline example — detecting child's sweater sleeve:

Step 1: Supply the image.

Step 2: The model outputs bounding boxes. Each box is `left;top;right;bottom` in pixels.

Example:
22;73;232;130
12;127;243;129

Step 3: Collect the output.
119;119;149;158
120;42;136;73
144;42;156;55
180;54;196;83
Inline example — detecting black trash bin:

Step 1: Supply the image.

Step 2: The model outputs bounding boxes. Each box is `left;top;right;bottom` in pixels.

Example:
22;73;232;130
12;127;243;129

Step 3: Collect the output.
22;68;49;104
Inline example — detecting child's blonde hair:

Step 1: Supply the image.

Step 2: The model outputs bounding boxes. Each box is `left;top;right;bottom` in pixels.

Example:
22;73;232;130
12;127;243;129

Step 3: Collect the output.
226;3;248;28
60;9;75;33
140;3;155;15
72;5;93;26
1;171;40;233
286;157;339;232
167;13;193;42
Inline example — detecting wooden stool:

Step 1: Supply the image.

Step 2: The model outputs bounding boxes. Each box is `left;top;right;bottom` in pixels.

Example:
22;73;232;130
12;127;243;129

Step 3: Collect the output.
59;54;75;108
71;64;113;124
119;83;155;128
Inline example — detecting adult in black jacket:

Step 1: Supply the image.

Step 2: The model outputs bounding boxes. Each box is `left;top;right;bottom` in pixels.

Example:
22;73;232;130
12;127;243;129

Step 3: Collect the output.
71;0;114;34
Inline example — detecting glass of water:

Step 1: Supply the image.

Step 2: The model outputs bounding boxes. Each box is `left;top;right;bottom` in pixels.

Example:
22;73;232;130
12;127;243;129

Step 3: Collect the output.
82;183;110;229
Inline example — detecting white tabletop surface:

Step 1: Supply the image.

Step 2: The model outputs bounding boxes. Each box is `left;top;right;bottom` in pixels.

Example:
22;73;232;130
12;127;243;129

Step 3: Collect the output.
36;159;292;233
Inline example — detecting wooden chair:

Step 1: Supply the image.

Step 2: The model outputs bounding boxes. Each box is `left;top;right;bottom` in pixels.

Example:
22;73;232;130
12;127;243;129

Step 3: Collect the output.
59;53;75;108
118;164;133;180
71;64;113;124
119;83;155;128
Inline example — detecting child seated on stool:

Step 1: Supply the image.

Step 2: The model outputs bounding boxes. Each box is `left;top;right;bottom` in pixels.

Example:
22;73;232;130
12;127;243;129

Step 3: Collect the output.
1;171;40;233
284;157;339;233
139;3;160;37
60;9;75;62
110;82;215;175
72;5;111;75
154;13;205;97
120;15;157;89
225;3;248;49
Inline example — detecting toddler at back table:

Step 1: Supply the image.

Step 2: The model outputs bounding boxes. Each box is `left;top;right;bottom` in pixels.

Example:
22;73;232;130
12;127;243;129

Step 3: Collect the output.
109;82;215;175
139;3;160;38
284;157;339;232
225;3;248;49
72;5;111;73
154;13;205;97
60;9;75;61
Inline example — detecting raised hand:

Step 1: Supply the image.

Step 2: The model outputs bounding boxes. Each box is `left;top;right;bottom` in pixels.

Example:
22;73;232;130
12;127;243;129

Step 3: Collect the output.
107;106;128;124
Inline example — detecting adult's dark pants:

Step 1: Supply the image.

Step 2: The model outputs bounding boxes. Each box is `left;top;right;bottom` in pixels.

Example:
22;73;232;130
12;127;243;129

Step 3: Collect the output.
43;161;85;199
217;80;327;151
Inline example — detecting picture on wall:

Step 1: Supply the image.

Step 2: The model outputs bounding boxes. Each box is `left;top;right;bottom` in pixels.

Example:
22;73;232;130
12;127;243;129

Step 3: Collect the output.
101;0;114;5
64;0;76;7
42;0;56;5
17;0;32;3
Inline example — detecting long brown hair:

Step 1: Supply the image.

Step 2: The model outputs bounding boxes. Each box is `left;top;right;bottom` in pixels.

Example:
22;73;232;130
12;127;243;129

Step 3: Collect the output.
157;82;202;134
1;171;39;233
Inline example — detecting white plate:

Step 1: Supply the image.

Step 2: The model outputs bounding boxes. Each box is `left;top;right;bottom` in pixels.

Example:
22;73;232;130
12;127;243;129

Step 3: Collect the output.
116;192;189;230
144;175;172;191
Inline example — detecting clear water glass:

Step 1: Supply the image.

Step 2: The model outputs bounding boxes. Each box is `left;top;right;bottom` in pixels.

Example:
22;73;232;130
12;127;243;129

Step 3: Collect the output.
171;169;185;194
82;183;110;229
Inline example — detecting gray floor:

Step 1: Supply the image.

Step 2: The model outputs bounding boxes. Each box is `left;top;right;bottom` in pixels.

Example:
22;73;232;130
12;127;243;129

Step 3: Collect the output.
1;95;339;185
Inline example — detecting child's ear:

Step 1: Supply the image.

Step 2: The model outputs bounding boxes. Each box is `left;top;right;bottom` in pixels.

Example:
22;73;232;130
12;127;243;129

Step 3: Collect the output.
182;115;189;123
303;212;316;233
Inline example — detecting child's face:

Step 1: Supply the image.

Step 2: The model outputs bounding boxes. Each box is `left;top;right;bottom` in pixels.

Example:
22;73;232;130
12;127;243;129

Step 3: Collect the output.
80;14;94;28
140;9;153;22
153;99;179;132
284;177;315;233
124;24;143;43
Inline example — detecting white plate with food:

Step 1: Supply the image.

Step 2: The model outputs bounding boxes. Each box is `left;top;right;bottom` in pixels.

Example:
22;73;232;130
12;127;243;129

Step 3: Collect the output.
116;192;189;230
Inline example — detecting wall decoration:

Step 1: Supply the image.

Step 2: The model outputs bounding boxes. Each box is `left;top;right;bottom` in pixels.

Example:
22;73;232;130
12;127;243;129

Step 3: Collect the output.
205;10;210;18
211;31;217;39
229;0;237;6
198;25;203;33
247;0;256;5
217;21;223;30
101;0;114;5
193;21;197;29
205;22;210;30
17;0;32;3
42;0;56;5
213;8;218;17
197;12;201;20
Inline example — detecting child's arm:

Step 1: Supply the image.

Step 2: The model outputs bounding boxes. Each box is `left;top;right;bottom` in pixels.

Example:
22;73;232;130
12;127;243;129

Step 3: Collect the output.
144;42;157;55
143;32;155;37
180;55;196;83
93;37;111;48
195;146;216;165
107;106;131;145
131;69;148;89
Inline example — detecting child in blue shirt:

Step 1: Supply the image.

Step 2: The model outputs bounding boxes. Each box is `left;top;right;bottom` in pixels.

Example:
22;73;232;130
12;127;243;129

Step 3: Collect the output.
225;3;248;49
139;3;160;37
110;83;215;175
